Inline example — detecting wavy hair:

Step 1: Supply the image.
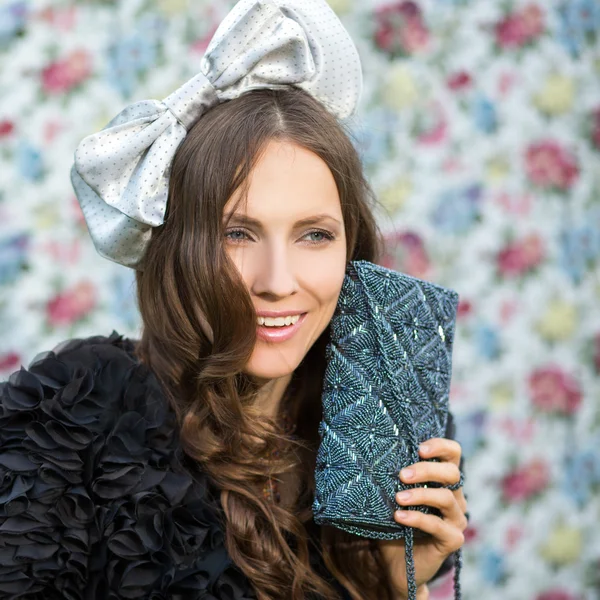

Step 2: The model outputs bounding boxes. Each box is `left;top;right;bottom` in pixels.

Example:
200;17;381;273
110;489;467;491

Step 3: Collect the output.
134;87;397;600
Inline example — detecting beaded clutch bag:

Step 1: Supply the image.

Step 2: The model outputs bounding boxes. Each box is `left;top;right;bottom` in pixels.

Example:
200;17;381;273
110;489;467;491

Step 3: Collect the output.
312;260;463;600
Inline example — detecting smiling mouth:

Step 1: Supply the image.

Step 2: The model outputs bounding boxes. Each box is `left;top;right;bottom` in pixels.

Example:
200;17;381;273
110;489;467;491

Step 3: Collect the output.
256;314;302;327
255;313;308;342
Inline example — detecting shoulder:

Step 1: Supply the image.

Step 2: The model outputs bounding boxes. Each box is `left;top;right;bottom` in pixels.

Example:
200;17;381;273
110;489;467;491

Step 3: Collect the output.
3;330;165;435
0;331;246;598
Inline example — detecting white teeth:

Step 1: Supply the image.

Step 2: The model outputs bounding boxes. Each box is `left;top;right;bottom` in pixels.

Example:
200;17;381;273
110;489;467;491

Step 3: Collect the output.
257;314;301;327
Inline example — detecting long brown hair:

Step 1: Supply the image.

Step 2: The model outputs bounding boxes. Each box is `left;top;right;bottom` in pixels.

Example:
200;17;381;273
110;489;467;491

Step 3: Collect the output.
134;87;397;600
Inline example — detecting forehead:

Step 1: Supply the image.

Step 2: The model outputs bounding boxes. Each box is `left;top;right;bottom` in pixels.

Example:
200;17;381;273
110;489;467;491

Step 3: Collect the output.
226;140;342;220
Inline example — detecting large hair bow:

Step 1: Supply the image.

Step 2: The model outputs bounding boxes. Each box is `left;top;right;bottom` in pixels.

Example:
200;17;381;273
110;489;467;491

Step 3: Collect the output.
70;0;363;269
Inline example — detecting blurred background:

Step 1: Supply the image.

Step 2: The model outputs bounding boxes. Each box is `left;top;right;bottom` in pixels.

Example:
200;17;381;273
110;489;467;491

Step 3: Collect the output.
0;0;599;598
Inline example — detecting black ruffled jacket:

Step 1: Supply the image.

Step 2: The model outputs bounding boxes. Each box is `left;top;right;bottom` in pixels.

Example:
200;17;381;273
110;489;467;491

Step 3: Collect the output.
0;331;456;599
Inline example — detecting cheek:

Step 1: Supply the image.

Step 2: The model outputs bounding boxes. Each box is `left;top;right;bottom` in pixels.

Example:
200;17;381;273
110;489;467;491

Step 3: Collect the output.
299;251;347;313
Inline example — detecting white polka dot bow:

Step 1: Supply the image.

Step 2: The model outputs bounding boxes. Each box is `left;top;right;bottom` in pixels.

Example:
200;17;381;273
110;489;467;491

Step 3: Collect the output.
70;0;363;269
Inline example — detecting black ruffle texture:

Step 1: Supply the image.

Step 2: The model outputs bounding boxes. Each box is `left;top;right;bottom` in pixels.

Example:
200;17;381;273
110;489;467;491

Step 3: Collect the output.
0;331;257;600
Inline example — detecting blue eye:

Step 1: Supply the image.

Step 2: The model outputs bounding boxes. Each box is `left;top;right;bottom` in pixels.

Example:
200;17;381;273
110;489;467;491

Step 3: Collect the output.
303;229;335;244
225;228;335;245
225;228;250;242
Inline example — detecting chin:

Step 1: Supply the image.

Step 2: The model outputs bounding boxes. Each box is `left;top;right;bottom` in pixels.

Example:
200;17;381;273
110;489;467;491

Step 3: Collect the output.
244;346;302;382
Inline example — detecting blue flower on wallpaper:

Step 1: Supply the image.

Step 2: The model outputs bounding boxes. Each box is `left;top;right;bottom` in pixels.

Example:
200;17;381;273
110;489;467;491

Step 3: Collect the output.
454;409;487;460
471;94;498;134
106;17;163;98
0;233;29;286
556;0;600;57
108;270;139;330
479;547;507;586
0;1;28;47
350;108;398;169
474;322;501;360
558;218;600;283
15;140;44;182
431;183;483;235
562;445;600;507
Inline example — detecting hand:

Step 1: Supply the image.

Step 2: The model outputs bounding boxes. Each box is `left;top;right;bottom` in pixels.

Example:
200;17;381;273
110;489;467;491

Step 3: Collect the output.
377;438;468;599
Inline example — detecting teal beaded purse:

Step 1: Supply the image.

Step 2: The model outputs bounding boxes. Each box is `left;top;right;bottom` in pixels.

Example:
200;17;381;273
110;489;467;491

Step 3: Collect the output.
312;260;463;600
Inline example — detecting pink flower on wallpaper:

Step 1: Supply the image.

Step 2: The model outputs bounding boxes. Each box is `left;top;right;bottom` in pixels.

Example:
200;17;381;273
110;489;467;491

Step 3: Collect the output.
429;568;458;598
495;4;545;49
41;240;82;265
498;71;518;96
374;1;430;56
191;25;219;54
447;70;472;91
590;107;600;150
456;299;473;320
529;366;582;415
593;333;600;374
464;523;477;543
536;591;578;600
496;192;534;216
38;6;77;30
380;230;431;278
505;524;524;550
41;49;92;94
0;351;21;373
417;103;448;145
501;458;550;502
400;20;429;54
46;280;97;327
525;140;579;190
497;234;545;277
0;120;14;138
72;195;87;228
499;417;536;445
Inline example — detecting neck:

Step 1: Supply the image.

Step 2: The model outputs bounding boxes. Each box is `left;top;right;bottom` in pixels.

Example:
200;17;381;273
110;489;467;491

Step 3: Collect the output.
252;372;294;421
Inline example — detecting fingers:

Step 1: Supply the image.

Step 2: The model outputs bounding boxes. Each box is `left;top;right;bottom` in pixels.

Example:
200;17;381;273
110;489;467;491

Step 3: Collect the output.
399;460;461;488
395;487;469;533
415;438;468;513
394;506;465;553
418;438;462;466
455;489;468;514
394;485;466;553
397;440;469;535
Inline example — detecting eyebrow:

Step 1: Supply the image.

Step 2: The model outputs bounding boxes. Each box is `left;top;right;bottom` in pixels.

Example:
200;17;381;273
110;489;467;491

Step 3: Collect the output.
223;212;343;229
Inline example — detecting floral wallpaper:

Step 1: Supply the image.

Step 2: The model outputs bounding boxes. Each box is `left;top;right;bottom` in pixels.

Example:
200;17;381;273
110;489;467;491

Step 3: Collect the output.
1;1;599;599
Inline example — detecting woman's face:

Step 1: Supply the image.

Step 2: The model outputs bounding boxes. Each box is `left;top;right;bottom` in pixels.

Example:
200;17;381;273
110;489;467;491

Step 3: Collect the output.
224;139;347;381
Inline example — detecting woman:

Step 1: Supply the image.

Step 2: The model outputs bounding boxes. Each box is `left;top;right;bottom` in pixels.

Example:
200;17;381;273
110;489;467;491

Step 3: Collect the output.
0;1;468;599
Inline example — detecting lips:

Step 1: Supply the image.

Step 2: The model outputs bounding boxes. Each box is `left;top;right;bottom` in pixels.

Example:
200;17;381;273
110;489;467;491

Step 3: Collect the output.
256;312;307;343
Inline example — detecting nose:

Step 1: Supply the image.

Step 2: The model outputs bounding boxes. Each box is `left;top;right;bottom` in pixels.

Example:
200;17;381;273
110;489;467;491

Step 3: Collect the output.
250;242;298;300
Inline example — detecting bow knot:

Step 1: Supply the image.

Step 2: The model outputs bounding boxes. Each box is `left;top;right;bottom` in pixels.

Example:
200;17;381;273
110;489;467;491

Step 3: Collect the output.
71;0;363;268
163;72;220;131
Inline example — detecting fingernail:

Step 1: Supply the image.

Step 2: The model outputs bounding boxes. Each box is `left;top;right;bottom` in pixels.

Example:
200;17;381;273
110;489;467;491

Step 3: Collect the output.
419;444;430;454
395;510;411;520
396;491;412;502
401;468;414;480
